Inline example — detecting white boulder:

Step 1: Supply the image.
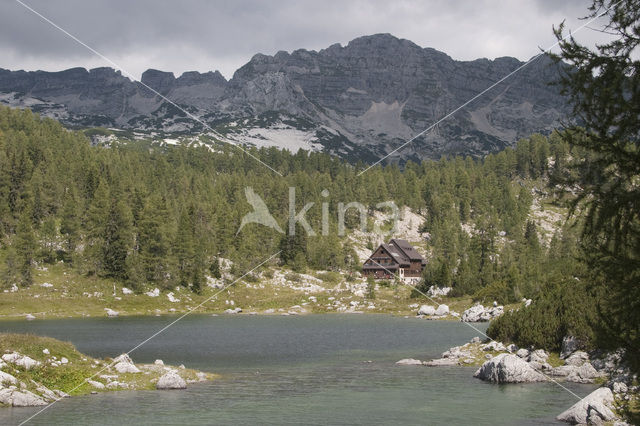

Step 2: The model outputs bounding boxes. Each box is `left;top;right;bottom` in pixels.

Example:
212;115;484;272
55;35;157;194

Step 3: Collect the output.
0;389;47;406
417;305;436;316
434;304;449;316
556;387;616;424
87;380;105;389
2;352;41;370
461;304;503;322
25;314;36;320
474;354;546;383
122;287;133;295
145;288;160;297
564;351;589;366
427;286;452;297
105;308;119;317
0;371;18;385
156;371;187;390
114;362;140;373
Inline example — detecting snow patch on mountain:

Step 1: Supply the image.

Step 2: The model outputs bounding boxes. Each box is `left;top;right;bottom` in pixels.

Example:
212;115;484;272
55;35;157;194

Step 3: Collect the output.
233;124;324;153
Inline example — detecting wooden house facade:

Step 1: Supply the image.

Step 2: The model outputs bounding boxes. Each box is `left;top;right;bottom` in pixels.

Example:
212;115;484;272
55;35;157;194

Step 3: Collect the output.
362;239;426;279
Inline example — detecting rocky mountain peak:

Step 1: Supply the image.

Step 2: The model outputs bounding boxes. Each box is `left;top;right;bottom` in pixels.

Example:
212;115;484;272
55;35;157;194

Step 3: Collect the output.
0;34;570;162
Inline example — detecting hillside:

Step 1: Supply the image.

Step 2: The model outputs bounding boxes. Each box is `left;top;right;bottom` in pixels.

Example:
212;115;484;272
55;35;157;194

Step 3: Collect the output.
0;106;579;323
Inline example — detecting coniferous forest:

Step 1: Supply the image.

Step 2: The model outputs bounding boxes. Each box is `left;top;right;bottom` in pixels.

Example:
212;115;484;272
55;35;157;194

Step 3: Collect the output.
0;104;615;358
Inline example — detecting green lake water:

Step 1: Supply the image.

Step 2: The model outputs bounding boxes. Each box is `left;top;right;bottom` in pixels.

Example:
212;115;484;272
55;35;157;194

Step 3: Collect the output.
0;314;593;425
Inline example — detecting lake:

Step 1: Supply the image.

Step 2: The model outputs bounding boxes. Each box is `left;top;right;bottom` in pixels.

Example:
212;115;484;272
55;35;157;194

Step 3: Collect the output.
0;314;594;425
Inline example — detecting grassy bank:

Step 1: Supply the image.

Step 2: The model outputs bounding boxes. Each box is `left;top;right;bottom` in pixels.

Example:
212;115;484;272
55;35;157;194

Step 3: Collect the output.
0;333;216;407
0;262;513;319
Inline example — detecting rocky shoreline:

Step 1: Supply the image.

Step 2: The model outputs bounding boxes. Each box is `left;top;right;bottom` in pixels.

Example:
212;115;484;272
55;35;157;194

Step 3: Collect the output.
0;334;215;408
396;336;638;425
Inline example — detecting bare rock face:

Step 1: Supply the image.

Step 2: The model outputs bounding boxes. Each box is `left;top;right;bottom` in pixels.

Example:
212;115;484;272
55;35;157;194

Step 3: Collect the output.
156;371;187;390
556;387;617;424
474;354;546;383
0;34;569;162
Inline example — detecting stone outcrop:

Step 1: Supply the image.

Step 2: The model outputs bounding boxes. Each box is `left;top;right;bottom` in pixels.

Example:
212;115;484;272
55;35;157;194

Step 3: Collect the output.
156;371;187;390
556;387;617;424
461;304;504;322
474;354;546;383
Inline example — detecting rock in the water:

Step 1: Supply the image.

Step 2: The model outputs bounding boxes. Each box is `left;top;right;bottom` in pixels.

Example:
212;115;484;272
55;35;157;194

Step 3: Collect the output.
424;358;459;367
395;358;424;366
224;307;242;314
0;388;47;406
434;304;449;316
556;387;616;424
474;354;546;383
156;371;187;390
417;305;436;316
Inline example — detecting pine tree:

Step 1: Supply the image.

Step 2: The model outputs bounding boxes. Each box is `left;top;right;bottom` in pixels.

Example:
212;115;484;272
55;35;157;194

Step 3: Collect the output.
59;188;80;261
15;207;36;286
552;0;640;368
102;200;133;279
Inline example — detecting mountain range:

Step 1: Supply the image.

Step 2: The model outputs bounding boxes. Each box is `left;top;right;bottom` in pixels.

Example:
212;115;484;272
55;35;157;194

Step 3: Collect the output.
0;34;569;162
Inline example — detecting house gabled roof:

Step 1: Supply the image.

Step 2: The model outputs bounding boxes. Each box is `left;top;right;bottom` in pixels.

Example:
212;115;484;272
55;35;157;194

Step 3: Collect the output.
389;239;427;265
381;243;410;266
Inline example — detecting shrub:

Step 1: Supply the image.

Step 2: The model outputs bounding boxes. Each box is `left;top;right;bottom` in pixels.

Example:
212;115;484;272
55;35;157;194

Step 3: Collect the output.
487;278;597;351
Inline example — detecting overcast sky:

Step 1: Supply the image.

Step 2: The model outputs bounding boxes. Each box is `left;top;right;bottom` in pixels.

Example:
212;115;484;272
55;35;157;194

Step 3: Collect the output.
0;0;609;81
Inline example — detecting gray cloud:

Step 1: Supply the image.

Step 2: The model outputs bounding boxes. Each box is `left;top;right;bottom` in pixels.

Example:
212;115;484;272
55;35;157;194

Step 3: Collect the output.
0;0;604;80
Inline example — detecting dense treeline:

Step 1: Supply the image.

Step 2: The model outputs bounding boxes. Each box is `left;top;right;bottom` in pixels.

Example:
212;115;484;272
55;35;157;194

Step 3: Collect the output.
0;106;577;304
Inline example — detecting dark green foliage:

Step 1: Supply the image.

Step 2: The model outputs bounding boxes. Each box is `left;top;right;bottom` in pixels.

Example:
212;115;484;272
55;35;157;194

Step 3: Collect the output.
0;105;577;303
488;279;597;351
551;0;640;370
14;207;35;286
